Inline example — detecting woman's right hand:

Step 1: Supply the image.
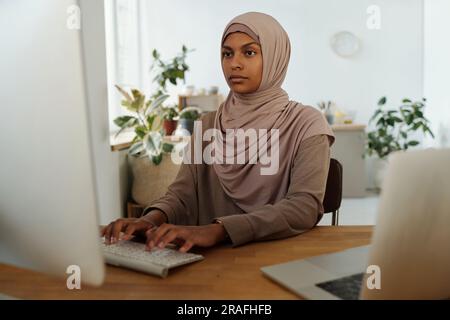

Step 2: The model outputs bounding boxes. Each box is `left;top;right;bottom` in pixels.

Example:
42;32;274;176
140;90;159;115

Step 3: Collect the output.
101;218;155;245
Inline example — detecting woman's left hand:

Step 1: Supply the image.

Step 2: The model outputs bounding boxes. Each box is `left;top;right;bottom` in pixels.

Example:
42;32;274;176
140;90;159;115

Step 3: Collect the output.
145;223;227;253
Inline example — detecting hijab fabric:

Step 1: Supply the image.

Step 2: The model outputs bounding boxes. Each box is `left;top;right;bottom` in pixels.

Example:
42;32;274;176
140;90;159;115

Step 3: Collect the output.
212;12;334;212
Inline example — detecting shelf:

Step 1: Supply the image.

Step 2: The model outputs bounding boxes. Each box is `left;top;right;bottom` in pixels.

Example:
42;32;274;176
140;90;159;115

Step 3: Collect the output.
331;124;366;131
110;131;187;152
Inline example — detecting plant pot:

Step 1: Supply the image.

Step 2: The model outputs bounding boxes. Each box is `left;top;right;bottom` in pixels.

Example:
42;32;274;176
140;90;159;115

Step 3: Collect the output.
163;119;178;135
178;118;195;134
373;157;389;190
128;153;181;207
325;113;335;125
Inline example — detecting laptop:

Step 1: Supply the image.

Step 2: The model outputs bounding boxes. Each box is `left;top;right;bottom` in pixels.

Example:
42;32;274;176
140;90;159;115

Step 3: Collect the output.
262;149;450;299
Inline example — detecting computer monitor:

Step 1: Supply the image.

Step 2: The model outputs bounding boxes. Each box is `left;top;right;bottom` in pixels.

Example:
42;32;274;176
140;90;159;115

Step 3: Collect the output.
0;0;105;286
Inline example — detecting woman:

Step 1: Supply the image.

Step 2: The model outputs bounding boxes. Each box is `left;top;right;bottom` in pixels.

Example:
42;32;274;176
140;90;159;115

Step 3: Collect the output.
102;12;335;252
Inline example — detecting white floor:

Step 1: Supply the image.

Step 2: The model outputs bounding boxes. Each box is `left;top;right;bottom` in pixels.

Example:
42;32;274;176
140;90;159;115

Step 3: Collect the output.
318;194;380;226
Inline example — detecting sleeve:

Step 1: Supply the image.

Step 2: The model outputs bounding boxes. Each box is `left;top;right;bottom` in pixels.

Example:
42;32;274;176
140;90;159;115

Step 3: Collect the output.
216;134;331;247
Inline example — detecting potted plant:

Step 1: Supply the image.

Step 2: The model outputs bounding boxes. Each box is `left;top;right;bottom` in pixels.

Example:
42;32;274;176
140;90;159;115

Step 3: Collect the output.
113;85;174;165
177;107;202;134
150;45;194;99
150;45;193;135
114;86;182;206
114;45;195;160
112;45;194;206
161;105;179;136
365;96;435;189
317;100;335;124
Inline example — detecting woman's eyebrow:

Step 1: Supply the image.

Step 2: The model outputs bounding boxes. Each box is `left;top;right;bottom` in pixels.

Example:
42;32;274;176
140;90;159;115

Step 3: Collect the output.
222;41;259;50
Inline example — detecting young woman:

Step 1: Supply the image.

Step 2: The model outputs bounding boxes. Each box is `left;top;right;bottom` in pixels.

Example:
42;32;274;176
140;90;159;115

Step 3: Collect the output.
102;12;335;252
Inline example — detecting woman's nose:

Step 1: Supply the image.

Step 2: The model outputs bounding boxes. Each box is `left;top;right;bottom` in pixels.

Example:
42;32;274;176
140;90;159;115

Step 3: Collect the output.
231;55;243;70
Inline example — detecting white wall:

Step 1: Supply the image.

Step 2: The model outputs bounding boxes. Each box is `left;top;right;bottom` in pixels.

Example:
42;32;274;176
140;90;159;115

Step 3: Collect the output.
424;0;450;148
139;0;424;126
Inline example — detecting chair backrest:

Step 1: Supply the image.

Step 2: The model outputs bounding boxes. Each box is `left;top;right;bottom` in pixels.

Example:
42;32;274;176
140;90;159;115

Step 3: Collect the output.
323;158;343;213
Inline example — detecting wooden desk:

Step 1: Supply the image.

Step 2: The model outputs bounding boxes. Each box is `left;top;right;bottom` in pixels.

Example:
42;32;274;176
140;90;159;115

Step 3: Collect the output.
0;226;372;299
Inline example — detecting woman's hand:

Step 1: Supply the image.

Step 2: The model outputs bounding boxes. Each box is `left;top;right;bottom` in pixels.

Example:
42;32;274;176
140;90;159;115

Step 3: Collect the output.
145;223;227;253
101;218;155;244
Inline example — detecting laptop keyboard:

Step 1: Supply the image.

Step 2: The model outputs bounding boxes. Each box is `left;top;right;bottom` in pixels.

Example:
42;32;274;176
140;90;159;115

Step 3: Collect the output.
316;273;364;300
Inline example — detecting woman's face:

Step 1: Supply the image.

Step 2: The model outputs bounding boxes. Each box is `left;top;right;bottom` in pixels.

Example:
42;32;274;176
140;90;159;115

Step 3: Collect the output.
221;32;263;94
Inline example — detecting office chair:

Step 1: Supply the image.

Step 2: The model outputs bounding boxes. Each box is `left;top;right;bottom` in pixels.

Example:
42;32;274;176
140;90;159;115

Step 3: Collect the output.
323;158;343;226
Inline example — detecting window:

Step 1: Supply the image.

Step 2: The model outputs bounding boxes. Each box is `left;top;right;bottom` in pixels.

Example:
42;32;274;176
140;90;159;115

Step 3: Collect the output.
104;0;146;131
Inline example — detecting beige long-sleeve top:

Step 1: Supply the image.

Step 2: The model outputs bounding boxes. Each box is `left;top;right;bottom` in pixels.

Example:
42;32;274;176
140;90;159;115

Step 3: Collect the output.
143;111;333;247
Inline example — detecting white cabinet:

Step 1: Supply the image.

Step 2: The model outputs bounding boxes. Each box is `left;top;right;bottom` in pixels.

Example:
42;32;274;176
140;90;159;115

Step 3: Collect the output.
330;124;367;197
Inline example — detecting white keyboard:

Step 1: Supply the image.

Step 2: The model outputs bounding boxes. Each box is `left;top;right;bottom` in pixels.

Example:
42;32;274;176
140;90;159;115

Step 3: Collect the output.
101;240;204;278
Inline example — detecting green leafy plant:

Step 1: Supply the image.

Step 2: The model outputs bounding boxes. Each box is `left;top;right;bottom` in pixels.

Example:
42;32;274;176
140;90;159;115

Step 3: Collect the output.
365;96;435;159
178;107;201;120
113;45;194;165
113;85;174;165
150;45;194;98
113;45;194;164
161;105;179;121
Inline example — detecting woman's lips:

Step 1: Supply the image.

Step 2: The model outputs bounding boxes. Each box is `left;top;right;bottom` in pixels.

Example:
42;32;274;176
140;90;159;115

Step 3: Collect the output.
229;77;248;84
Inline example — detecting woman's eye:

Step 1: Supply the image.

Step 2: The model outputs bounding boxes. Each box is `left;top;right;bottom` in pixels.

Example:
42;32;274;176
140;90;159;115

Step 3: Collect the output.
222;50;256;58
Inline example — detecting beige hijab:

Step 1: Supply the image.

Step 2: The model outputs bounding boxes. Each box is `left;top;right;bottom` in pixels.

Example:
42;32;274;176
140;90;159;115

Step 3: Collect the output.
213;12;335;212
